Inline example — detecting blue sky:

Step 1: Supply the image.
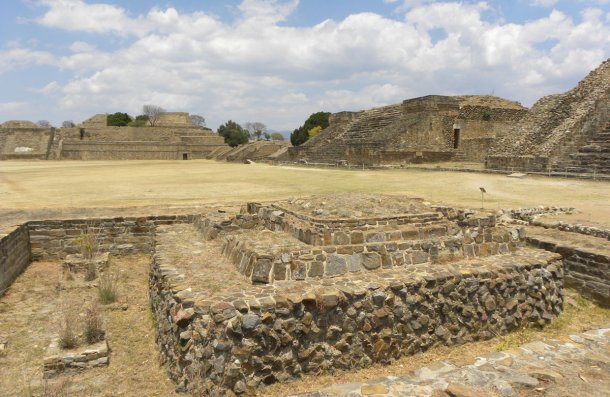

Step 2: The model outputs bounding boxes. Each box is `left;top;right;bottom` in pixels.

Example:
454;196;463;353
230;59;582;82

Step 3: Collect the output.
0;0;609;131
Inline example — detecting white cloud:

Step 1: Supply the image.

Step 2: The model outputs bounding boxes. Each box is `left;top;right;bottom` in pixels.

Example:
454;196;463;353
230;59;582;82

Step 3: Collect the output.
69;41;96;52
530;0;559;7
0;102;30;113
16;0;610;130
0;47;56;73
36;0;149;36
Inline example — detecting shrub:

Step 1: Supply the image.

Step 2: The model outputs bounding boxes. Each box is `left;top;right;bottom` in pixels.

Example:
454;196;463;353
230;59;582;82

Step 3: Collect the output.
83;303;105;344
97;271;119;304
58;312;78;350
483;110;492;121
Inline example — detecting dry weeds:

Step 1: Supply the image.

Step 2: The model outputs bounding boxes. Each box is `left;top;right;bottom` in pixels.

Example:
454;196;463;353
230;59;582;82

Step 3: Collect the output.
0;256;179;397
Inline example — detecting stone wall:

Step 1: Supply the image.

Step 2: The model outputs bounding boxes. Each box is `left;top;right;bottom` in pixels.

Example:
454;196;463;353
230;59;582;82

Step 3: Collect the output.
60;141;224;160
527;232;609;306
0;127;54;160
0;225;31;295
150;241;563;395
27;215;194;261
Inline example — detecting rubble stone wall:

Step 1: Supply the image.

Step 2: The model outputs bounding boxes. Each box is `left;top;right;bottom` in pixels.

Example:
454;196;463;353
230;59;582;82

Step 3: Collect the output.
528;235;609;306
222;227;525;284
27;215;194;260
150;245;564;395
0;225;31;295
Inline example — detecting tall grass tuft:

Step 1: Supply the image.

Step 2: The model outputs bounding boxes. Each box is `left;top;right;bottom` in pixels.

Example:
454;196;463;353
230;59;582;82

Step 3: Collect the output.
97;271;119;304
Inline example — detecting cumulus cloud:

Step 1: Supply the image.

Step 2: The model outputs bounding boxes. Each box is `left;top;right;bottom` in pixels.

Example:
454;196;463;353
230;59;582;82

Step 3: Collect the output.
530;0;559;7
37;0;149;36
0;102;30;113
17;0;610;130
0;47;56;73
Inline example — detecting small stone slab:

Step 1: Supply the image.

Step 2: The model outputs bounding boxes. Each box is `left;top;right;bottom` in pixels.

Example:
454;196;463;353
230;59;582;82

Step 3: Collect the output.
507;172;527;178
43;339;109;378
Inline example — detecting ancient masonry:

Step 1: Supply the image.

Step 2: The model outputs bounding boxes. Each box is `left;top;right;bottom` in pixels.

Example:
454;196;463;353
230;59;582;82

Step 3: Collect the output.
486;59;610;174
0;112;229;161
280;96;526;165
1;194;609;395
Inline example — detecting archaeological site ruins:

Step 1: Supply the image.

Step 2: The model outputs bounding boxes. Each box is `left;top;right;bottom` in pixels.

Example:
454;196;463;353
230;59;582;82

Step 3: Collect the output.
1;191;608;395
0;56;609;397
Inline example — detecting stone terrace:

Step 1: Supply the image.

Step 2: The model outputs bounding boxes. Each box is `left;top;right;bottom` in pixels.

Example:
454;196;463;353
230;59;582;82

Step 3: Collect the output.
149;194;565;395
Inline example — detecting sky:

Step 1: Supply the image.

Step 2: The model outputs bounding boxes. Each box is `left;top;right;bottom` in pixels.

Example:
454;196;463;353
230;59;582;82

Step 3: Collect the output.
0;0;609;131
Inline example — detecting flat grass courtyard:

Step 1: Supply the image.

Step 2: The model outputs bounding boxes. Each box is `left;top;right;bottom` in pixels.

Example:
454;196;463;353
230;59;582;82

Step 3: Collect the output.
1;160;609;225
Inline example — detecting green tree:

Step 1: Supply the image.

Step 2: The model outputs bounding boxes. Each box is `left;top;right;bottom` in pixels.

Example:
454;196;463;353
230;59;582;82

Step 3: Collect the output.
218;120;249;147
270;132;285;141
106;112;132;127
290;111;330;146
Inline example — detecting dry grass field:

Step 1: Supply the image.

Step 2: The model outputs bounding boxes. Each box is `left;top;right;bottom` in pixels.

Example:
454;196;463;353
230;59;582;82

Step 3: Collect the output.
1;160;609;226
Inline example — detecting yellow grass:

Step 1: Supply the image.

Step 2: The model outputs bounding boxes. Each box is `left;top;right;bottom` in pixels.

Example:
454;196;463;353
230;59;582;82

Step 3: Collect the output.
1;160;609;224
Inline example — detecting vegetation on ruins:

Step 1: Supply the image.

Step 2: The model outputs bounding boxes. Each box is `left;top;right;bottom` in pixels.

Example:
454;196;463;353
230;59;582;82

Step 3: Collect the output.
58;311;78;349
308;125;322;138
142;104;166;126
218;120;249;147
270;132;285;141
84;302;105;344
97;270;119;304
61;120;75;128
107;112;132;127
290;111;330;146
190;114;206;127
244;121;267;140
128;114;149;127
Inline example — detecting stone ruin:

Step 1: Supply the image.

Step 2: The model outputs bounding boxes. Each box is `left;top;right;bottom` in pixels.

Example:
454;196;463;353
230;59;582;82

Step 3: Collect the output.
149;193;565;395
0;112;230;161
280;96;526;166
2;193;610;395
487;58;610;174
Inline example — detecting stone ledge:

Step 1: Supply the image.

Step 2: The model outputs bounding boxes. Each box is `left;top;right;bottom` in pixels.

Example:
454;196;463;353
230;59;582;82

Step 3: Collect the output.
43;340;109;378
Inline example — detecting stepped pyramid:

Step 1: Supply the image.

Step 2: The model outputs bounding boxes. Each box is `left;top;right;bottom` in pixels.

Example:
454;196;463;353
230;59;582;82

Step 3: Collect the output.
283;95;526;166
486;58;610;174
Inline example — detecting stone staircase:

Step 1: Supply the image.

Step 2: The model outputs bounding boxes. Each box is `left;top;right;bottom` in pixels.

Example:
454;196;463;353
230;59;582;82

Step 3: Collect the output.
552;122;610;175
344;105;403;142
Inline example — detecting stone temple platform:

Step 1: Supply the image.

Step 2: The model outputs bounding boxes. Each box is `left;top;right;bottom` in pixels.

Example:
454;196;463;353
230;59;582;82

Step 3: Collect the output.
149;194;564;395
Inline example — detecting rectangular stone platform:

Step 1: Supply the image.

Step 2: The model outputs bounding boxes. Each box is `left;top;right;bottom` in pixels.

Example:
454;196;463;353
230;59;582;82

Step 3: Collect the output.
149;223;563;396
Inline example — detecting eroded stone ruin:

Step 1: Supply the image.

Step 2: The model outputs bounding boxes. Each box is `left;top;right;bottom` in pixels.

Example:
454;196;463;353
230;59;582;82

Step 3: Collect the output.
0;112;229;161
487;59;610;174
280;96;526;165
149;193;566;395
1;193;609;395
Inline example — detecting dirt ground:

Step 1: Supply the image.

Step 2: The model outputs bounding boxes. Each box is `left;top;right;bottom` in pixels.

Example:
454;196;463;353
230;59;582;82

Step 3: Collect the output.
0;256;180;397
0;256;607;397
1;160;609;229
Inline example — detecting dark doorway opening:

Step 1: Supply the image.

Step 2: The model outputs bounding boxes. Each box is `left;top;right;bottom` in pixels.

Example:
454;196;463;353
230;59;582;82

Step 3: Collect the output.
182;153;189;160
453;129;460;149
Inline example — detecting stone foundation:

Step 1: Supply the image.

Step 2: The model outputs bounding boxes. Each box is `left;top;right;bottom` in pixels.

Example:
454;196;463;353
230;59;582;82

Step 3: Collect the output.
148;194;564;395
27;215;194;260
527;229;609;306
0;225;31;295
150;238;563;395
43;340;109;378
